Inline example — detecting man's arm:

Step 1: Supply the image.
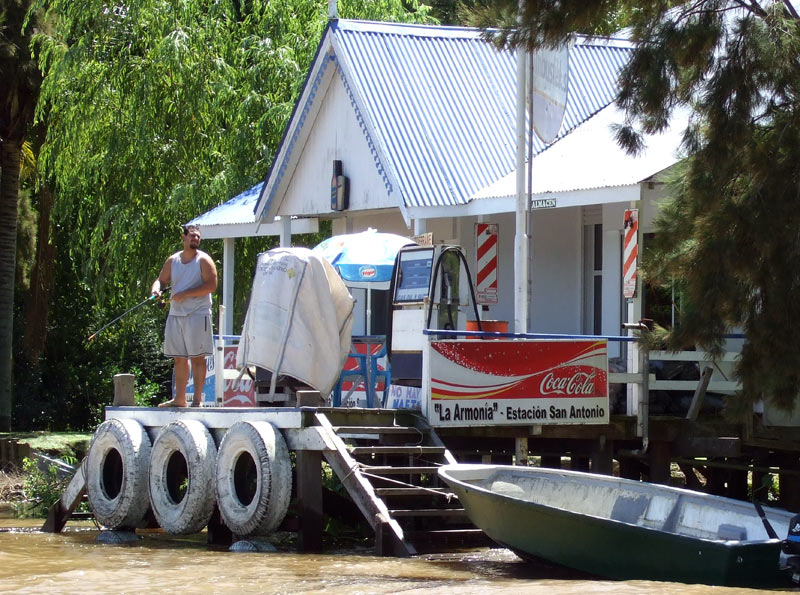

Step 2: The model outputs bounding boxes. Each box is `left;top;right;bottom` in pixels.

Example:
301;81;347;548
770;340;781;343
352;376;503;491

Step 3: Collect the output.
151;256;172;296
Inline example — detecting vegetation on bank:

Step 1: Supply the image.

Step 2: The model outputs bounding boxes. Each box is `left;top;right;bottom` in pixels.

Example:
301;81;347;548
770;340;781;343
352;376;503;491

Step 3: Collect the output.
0;432;91;517
3;0;441;433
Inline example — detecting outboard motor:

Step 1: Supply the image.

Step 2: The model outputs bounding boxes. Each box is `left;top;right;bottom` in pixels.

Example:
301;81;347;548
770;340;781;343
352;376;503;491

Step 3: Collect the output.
784;513;800;584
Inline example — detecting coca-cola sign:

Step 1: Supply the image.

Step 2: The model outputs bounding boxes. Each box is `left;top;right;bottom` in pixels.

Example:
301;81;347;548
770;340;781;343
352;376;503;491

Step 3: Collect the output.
428;339;609;427
540;370;597;396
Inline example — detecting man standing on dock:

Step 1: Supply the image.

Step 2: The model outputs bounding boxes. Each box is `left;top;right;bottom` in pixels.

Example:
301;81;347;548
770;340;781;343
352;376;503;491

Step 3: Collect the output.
151;224;218;407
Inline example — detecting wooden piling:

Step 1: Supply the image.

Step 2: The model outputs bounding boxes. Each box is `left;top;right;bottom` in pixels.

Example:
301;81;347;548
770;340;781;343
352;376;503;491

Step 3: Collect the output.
113;374;136;406
647;441;671;484
296;449;323;552
591;436;613;475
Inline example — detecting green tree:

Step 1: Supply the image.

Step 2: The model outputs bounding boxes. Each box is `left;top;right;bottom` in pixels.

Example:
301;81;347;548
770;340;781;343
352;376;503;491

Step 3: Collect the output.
33;0;432;310
0;0;41;431
13;0;431;429
470;0;800;413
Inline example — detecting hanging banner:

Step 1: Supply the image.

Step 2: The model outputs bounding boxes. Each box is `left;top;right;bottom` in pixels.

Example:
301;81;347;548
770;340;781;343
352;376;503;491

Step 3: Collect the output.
623;209;638;298
428;339;609;427
475;223;499;305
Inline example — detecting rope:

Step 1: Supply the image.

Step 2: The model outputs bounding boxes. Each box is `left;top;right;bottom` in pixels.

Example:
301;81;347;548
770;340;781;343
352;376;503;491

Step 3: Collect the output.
357;468;456;500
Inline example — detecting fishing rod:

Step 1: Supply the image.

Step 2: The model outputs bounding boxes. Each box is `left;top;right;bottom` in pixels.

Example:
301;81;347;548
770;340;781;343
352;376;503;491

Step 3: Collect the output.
87;293;164;342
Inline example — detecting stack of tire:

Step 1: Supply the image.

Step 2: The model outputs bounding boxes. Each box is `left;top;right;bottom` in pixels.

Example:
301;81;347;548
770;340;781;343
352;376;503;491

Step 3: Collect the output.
85;418;291;538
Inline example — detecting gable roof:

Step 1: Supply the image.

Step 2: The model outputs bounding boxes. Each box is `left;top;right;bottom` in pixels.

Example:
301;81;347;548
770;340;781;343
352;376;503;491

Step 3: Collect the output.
187;182;317;239
255;19;633;221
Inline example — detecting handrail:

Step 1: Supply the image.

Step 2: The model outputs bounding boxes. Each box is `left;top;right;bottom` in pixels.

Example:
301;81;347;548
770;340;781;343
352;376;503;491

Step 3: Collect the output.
421;329;639;342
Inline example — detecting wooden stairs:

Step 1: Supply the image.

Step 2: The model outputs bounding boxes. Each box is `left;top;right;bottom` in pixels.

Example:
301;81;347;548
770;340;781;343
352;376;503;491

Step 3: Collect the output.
315;408;488;556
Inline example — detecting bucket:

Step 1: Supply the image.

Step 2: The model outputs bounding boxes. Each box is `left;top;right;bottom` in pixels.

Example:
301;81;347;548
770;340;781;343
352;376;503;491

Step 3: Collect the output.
466;320;509;338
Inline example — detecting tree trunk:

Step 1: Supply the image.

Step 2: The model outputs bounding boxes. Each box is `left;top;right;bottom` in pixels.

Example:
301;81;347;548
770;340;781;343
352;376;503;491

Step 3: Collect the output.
23;183;56;365
0;140;21;431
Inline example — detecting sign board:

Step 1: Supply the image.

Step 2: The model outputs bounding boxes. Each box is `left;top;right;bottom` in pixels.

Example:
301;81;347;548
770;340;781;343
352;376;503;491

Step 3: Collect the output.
475;223;498;305
427;339;609;427
531;197;557;210
186;345;256;406
531;46;570;143
412;232;433;246
385;384;422;410
623;209;638;298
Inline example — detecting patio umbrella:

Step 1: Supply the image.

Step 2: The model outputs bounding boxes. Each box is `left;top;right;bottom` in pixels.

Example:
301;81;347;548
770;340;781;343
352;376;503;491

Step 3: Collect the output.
313;229;416;333
312;229;416;290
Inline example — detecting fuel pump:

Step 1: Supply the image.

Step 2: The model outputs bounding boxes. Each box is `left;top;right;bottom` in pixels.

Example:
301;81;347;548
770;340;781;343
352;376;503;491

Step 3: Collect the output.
386;244;482;387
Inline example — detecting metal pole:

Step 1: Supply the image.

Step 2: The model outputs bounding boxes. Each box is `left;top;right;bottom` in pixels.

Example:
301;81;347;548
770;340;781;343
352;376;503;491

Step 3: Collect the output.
215;304;225;406
514;39;529;333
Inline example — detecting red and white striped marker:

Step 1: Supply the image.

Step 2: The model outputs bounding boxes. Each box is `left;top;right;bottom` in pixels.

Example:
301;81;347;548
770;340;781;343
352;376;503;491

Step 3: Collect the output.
623;209;638;298
476;223;498;304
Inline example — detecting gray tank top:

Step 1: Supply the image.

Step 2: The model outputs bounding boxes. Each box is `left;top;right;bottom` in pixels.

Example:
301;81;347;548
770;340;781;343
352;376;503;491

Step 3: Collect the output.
169;252;212;317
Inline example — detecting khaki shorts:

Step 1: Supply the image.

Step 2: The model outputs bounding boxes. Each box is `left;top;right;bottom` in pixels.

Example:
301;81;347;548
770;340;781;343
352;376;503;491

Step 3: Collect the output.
164;313;213;358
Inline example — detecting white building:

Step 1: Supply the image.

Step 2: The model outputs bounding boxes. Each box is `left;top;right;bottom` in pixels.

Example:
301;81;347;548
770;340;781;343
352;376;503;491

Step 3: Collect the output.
195;19;685;359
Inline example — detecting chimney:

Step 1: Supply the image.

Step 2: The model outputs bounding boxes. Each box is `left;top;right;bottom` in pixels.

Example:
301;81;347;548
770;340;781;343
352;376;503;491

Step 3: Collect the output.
328;0;337;19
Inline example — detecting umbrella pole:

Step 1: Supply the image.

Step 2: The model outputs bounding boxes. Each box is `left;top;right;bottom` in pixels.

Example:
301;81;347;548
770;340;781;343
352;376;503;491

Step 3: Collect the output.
366;288;372;335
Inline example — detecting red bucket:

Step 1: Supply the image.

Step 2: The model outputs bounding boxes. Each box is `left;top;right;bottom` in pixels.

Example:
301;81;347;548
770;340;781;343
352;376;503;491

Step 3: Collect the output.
466;320;509;338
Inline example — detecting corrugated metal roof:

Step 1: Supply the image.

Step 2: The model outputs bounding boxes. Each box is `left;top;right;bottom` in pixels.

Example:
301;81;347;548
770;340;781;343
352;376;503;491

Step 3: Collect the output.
190;183;263;227
472;103;689;200
332;21;632;208
256;20;633;216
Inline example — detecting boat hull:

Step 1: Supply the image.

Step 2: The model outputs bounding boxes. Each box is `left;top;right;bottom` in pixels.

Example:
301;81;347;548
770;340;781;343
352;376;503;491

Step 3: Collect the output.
440;464;790;587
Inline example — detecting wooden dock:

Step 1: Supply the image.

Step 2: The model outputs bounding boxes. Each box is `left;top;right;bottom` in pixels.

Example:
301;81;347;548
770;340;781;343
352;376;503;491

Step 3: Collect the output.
42;405;800;555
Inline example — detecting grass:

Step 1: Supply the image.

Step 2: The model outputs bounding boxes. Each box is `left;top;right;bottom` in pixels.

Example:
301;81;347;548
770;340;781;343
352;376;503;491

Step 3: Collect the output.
0;432;92;460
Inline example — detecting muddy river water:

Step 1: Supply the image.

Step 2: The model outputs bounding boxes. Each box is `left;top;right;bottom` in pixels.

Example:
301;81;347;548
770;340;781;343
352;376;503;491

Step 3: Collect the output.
0;516;788;594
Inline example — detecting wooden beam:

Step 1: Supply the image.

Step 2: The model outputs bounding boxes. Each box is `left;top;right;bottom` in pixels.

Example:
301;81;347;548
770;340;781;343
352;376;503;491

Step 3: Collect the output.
674;436;741;458
685;366;713;421
42;459;87;533
314;413;414;556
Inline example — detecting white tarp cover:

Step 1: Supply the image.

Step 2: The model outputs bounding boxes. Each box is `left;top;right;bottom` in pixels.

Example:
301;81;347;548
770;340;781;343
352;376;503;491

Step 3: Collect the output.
237;247;355;397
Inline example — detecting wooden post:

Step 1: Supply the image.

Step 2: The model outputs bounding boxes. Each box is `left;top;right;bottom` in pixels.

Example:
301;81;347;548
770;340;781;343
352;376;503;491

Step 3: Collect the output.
751;451;769;503
618;457;642;481
296;449;323;552
777;452;800;512
207;506;233;546
648;441;671;484
514;437;528;466
571;455;590;472
727;466;749;501
705;463;727;496
591;437;613;476
540;455;561;469
0;439;10;468
113;374;136;406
